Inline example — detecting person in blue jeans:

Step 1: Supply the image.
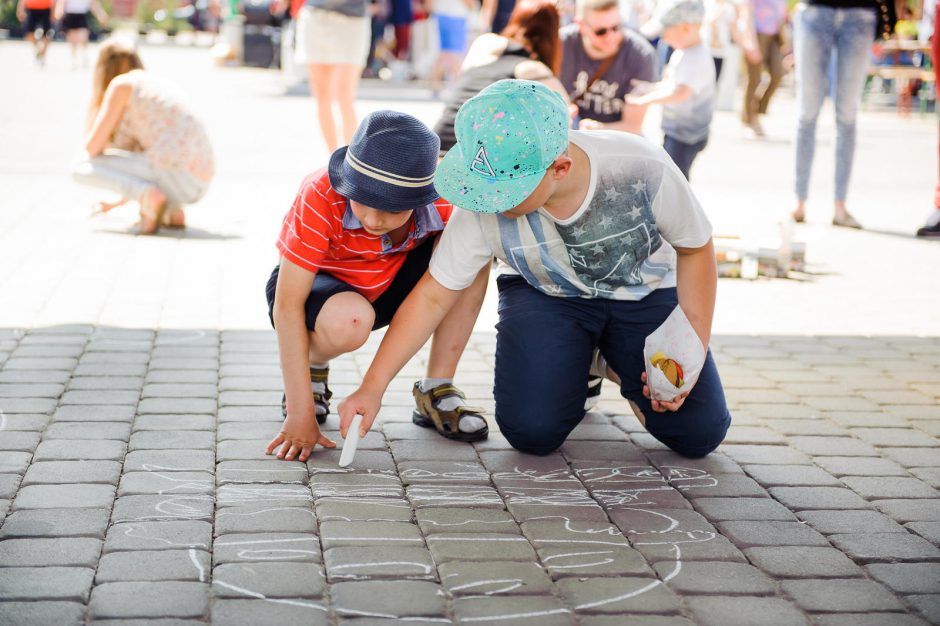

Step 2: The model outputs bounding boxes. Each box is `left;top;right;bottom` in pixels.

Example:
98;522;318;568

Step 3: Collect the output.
791;0;877;229
339;79;732;459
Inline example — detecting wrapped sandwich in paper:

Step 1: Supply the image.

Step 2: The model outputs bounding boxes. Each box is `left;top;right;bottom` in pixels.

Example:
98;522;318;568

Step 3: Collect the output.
642;305;706;402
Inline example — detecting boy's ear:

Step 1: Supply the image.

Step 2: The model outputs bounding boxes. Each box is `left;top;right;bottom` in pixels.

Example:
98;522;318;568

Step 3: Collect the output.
550;155;574;179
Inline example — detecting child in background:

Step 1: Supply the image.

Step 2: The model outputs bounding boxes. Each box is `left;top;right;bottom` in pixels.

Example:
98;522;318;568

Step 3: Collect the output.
632;0;715;179
55;0;109;68
264;110;490;463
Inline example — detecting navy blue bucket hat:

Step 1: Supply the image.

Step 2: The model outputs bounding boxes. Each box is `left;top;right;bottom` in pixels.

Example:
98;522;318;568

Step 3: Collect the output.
328;110;441;212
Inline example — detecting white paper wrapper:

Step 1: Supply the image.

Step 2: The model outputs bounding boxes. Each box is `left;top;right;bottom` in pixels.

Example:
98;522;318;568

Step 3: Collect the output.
642;306;706;402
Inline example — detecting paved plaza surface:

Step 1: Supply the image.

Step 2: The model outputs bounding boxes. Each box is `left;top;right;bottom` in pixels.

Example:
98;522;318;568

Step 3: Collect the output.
1;39;939;625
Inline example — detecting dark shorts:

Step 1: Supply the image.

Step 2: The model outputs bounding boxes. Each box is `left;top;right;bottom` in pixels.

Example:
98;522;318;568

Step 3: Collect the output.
62;12;89;31
493;275;731;458
266;235;436;332
25;8;52;35
663;134;708;181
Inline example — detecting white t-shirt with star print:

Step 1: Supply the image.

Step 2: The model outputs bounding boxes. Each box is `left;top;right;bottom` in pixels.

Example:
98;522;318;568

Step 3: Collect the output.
430;130;713;301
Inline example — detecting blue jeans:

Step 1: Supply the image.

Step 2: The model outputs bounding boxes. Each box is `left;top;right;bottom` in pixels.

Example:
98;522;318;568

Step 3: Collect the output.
794;3;876;202
493;277;731;458
664;135;708;180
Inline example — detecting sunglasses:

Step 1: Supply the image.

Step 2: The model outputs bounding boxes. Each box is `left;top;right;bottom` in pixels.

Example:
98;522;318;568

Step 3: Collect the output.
589;23;621;36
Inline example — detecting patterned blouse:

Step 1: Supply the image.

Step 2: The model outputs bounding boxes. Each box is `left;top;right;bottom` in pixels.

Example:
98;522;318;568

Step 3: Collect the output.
111;71;215;181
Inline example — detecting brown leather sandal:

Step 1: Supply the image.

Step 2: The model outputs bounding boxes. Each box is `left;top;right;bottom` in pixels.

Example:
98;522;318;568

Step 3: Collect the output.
281;366;331;425
412;382;488;442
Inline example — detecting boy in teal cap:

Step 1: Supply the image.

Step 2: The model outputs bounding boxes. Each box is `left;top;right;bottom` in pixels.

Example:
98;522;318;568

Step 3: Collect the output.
339;79;731;458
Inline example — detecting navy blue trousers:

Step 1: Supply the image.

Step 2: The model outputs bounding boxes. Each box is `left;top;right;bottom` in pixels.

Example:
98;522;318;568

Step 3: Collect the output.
494;276;731;458
664;134;708;181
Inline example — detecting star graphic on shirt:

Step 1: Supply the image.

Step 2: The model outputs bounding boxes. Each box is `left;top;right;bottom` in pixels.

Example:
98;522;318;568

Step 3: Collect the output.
596;282;612;292
604;187;623;203
590;242;605;255
597;215;614;230
628;205;643;220
571;224;588;238
545;284;563;294
631;180;647;194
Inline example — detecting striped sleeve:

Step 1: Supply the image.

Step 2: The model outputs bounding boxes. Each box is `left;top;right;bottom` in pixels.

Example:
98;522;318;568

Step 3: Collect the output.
276;173;335;274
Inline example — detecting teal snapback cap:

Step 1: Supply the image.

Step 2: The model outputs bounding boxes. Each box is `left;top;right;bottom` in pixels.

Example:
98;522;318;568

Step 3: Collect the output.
434;79;569;214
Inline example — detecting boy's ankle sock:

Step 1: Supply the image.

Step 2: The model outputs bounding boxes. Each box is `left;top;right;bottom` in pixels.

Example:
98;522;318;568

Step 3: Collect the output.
309;363;329;414
419;377;486;434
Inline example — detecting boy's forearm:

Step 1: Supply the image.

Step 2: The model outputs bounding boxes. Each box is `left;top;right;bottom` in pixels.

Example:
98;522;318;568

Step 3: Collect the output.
636;83;691;107
361;272;462;393
273;305;315;417
675;239;717;350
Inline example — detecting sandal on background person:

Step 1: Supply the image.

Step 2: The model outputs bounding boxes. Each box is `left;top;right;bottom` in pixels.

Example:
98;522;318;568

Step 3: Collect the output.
281;365;331;425
412;382;489;442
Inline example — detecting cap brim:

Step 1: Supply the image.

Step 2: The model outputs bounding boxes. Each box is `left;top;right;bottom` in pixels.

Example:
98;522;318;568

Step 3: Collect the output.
434;143;545;214
328;146;439;212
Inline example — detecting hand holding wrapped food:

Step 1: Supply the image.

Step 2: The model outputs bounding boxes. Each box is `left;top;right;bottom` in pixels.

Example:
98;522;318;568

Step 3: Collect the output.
650;351;684;388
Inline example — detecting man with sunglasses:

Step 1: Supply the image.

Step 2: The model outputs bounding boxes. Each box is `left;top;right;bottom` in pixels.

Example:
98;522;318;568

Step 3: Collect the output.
559;0;657;134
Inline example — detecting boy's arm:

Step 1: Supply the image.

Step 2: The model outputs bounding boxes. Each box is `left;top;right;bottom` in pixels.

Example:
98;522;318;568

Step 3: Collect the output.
674;238;716;351
625;80;693;107
16;0;25;22
265;258;335;461
338;271;465;436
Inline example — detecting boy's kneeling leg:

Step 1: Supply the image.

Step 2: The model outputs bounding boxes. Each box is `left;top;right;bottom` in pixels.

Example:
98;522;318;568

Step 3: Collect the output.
311;291;376;357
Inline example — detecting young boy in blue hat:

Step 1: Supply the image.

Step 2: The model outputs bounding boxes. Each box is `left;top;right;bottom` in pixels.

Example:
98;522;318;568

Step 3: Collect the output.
339;80;731;459
265;111;490;463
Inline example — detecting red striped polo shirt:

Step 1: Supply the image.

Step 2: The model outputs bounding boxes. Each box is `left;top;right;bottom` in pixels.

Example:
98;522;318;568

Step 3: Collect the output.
276;168;453;302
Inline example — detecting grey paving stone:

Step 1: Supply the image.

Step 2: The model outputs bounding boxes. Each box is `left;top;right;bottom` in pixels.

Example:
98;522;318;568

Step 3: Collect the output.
813;456;910;477
653;560;777;595
906;595;940;624
0;398;57;413
214;503;317;535
719;445;812;465
33;439;126;461
789;436;879;457
743;546;865;578
315;497;413;522
0;473;21;499
557;576;681;614
124;450;215;473
216;483;313;509
0;601;85;626
142;383;218;398
68;376;144;390
218;406;283;422
397;461;490;486
647;450;745;475
119;471;214;496
520;520;636;556
148;359;218;372
874;499;940;523
331;581;447;618
217;460;309;485
692;497;797;521
0;370;71;384
762;418;848;436
320;520;424;549
104;521;212;552
416;507;518;535
0;566;94;601
865;563;940;594
906;521;940;544
578;617;695;626
842;476;939;500
323;546;437;581
13;484;115;509
674;472;768;498
768;486;871;510
439;561;554;596
812;615;930;626
134;414;216;431
881;448;940;469
506;499;611;523
217;421;281;440
829;532;940;563
73;363;148;377
96;549;211;582
742;464;842;487
308;449;397;474
5;357;78;371
781;579;906;612
43;421;132;440
138;398;217;414
453;596;574;625
89;581;210;619
52;404;136;422
0;430;41;451
715;520;829;547
0;451;33;474
796;509;907;534
309;473;402;501
0;413;49;431
209;599;329;625
130;430;216;451
635;529;747;564
0;507;111;538
390;439;480;462
850;428;939;447
684;596;808;626
426;533;537;562
212;533;321;565
218;439;289;461
112;495;215;523
213;561;325;598
60;390;139;405
0;537;102;566
910;467;940;489
406;484;503;508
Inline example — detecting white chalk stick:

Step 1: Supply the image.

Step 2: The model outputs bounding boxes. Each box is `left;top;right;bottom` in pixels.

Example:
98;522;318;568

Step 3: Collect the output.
338;414;363;468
